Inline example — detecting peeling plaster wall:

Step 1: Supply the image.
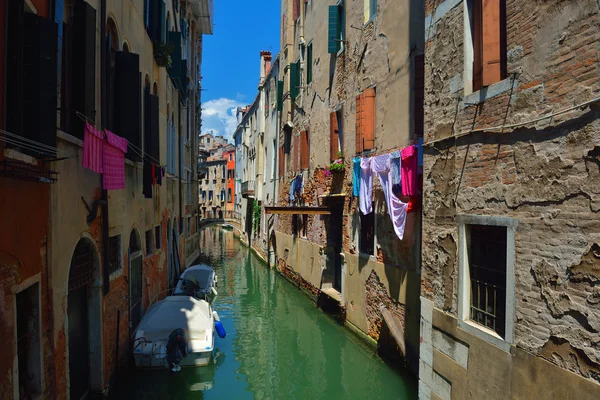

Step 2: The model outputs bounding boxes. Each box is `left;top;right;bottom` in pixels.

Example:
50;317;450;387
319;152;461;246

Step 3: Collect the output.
274;0;424;370
422;0;600;396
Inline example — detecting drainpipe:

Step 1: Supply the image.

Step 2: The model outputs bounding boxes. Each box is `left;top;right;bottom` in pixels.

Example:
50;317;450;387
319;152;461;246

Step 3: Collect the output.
178;105;182;247
100;0;110;296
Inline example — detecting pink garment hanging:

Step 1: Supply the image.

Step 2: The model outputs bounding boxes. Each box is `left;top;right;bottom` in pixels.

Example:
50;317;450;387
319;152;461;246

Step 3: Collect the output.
83;122;103;173
102;129;128;190
401;145;418;196
372;154;408;240
360;157;373;215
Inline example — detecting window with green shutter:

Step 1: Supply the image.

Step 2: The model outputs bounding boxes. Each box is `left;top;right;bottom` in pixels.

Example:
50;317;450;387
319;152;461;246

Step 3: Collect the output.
307;43;313;85
277;80;284;111
328;5;340;54
290;61;300;99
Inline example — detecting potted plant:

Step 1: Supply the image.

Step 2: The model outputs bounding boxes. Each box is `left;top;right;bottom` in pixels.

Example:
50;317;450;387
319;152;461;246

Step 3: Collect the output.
324;154;346;194
154;42;174;68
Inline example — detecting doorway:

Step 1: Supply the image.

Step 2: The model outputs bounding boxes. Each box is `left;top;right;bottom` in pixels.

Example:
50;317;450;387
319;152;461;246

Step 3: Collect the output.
67;238;103;399
326;201;343;292
128;230;143;333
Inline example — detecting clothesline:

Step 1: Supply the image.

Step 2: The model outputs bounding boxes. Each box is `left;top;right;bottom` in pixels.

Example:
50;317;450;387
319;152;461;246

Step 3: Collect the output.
0;128;77;159
354;138;420;160
75;112;165;168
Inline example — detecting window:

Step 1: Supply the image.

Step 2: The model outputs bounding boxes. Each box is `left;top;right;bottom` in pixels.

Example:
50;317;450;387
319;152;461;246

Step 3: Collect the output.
300;131;309;170
155;226;162;250
306;42;313;84
228;188;232;203
271;139;276;180
290;60;301;100
187;217;191;236
221;190;225;202
209;191;213;201
301;215;308;238
467;225;507;336
293;0;300;22
16;283;42;399
330;110;343;161
144;0;150;28
207;138;210;144
106;19;119;131
229;154;232;161
145;230;154;255
328;2;345;54
467;0;507;92
359;209;375;256
364;0;377;24
458;215;517;352
355;88;376;154
202;191;206;201
277;80;284;112
264;146;267;184
414;55;425;139
108;235;122;274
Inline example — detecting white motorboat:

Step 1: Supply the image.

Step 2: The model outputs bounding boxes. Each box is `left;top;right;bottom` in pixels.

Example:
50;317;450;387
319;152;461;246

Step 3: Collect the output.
173;264;218;302
133;296;224;369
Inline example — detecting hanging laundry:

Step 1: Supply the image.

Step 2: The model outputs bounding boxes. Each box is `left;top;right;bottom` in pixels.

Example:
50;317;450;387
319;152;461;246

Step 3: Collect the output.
157;167;163;186
390;149;402;187
151;165;157;185
352;157;361;197
371;153;409;240
289;178;296;202
83;122;103;173
401;145;418;196
143;161;153;198
360;157;373;215
294;174;303;199
102;129;128;190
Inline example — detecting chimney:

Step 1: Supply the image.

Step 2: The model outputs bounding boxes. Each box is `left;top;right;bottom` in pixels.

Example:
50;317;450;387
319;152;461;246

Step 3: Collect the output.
259;50;272;83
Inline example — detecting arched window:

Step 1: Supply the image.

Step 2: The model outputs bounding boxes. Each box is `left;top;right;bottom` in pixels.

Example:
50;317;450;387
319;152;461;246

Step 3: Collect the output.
106;19;119;130
167;11;171;32
143;75;151;155
153;82;158;96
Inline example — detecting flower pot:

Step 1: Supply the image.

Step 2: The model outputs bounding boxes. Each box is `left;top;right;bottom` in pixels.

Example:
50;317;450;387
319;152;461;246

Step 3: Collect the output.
329;170;345;194
155;54;167;67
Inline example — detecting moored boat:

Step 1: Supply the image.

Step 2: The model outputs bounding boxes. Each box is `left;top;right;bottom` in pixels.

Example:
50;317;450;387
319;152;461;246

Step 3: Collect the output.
173;264;218;302
133;295;225;369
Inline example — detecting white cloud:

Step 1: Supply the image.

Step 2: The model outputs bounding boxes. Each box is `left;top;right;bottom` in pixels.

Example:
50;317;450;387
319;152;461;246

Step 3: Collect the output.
201;98;245;142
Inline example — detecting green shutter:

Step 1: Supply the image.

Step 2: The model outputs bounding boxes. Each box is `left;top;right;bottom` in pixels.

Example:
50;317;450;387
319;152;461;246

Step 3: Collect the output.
328;5;340;54
307;43;313;85
290;62;299;99
277;80;284;111
160;0;166;43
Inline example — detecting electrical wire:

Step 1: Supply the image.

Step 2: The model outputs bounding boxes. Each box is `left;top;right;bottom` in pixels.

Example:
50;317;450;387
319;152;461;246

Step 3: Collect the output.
424;95;600;147
0;129;75;158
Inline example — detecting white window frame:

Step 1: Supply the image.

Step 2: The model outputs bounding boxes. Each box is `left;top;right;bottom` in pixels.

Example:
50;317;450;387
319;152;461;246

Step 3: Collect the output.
457;214;518;353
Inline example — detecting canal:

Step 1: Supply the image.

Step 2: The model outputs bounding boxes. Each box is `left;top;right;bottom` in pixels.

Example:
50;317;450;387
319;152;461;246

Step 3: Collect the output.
110;226;416;399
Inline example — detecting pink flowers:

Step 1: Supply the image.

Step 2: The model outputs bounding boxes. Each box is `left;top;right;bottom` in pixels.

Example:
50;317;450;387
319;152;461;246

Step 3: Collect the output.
324;158;345;177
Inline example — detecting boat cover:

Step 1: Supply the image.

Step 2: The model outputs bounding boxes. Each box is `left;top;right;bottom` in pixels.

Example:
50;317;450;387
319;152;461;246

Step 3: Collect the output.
137;296;213;342
173;265;215;297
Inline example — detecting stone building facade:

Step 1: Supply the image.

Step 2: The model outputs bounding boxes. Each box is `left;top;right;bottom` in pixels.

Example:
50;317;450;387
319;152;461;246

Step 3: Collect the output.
270;0;425;371
419;0;600;399
0;0;211;398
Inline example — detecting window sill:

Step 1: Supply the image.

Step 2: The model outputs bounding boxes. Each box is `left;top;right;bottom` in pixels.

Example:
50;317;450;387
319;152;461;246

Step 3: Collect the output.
3;148;38;165
458;319;511;353
463;76;518;108
57;129;83;148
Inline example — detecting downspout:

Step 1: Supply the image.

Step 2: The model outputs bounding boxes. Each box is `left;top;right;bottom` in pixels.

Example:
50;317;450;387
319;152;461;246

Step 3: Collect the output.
100;0;110;296
178;104;182;244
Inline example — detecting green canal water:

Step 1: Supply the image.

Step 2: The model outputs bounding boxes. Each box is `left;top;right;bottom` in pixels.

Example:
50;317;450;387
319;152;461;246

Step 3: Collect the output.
110;226;416;399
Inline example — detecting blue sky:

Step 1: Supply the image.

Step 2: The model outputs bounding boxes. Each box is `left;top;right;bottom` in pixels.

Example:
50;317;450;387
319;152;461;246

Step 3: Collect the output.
200;0;281;142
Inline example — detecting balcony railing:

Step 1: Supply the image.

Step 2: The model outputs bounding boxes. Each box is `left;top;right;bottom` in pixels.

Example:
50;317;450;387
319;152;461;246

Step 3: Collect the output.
241;180;255;198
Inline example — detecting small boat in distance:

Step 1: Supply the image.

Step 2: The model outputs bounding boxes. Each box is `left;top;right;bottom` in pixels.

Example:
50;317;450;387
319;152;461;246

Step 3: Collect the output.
222;224;233;231
173;264;218;302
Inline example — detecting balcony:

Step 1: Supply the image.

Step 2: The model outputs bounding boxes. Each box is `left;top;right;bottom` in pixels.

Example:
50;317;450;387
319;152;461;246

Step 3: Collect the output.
188;0;214;35
241;180;255;198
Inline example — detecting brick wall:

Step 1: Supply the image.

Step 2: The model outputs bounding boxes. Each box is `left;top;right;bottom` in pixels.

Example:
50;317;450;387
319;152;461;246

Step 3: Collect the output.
423;0;600;385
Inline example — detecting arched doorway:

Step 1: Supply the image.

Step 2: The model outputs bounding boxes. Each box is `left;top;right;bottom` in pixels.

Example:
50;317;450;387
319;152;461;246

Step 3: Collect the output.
128;229;143;333
67;238;103;399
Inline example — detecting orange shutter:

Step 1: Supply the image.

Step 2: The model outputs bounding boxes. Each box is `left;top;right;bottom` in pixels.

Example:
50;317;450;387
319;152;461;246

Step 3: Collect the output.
482;0;502;86
293;0;300;21
355;94;363;154
330;112;339;161
279;146;284;177
473;0;483;90
363;88;376;151
300;130;309;169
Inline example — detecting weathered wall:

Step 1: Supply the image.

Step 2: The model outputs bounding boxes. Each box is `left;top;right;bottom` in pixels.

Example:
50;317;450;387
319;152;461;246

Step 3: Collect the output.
0;177;53;398
275;0;424;370
421;0;600;397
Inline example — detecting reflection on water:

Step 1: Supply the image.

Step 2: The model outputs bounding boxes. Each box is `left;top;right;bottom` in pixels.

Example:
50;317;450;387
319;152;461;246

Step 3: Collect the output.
110;227;416;399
